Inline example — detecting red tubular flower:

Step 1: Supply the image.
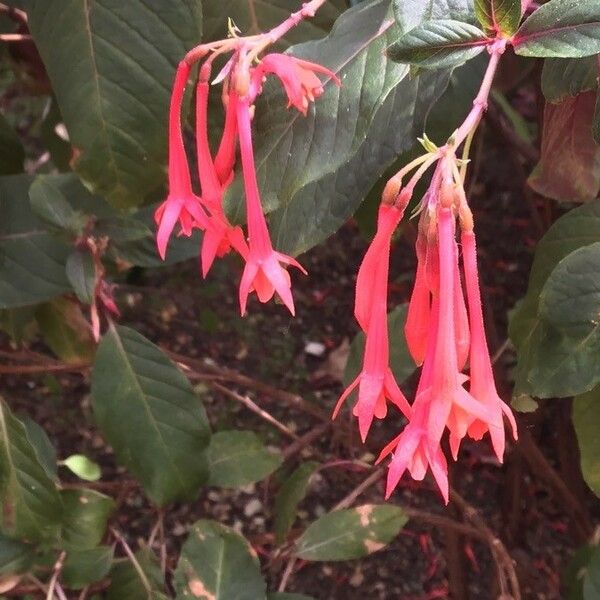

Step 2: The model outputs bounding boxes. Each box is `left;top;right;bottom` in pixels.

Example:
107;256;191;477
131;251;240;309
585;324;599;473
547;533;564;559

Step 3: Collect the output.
214;90;239;187
462;229;518;460
251;53;339;114
155;61;208;260
236;98;306;315
334;205;411;442
195;81;247;277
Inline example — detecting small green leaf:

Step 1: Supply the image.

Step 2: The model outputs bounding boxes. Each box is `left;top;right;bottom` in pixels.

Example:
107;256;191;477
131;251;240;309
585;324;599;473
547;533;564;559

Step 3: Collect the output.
474;0;522;36
62;455;102;482
60;488;115;550
511;394;538;413
541;57;598;102
514;0;600;58
65;249;96;305
0;398;63;542
387;20;489;69
274;462;319;544
207;431;282;488
294;504;407;561
173;520;267;600
21;417;58;481
106;548;166;600
344;304;417;388
29;176;85;233
573;387;600;497
62;546;113;590
91;325;210;505
0;535;35;576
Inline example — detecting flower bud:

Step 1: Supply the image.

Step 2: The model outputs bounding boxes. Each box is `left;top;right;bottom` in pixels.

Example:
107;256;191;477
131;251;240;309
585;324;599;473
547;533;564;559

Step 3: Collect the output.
439;179;455;209
233;63;251;97
381;174;402;206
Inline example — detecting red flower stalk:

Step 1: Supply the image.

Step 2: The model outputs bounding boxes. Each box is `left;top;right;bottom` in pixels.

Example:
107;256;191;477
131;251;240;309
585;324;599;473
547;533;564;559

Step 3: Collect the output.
214;90;239;187
236;97;306;315
155;61;208;260
251;53;339;114
334;204;411;441
462;229;518;459
195;80;247;276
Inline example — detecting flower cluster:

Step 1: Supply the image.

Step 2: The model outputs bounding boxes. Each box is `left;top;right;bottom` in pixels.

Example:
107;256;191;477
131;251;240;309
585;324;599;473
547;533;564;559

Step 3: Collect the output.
155;36;338;316
335;155;517;503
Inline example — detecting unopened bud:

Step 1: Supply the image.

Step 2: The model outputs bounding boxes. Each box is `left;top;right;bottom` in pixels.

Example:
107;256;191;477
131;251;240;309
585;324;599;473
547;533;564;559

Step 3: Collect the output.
439;179;455;209
459;202;474;232
381;174;402;205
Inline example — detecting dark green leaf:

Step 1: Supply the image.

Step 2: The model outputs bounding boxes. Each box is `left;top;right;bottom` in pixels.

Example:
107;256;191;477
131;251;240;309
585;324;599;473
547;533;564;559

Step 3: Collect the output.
0;535;35;576
21;417;57;481
207;431;282;488
203;0;341;48
66;249;96;305
514;0;600;58
106;548;166;600
563;544;595;600
60;488;115;550
62;546;113;590
387;20;488;69
62;455;102;482
35;298;95;364
573;387;600;497
474;0;521;36
344;304;417;387
28;0;203;208
541;57;598;102
40;97;72;172
294;504;407;561
29;176;84;233
91;325;210;505
274;462;319;544
0;398;63;542
0;306;37;345
393;0;476;33
173;520;266;600
584;547;600;599
95;217;152;244
0;114;24;176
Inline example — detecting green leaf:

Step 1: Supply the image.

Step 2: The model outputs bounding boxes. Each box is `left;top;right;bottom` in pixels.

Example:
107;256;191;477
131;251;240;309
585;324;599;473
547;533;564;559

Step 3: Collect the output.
0;398;63;542
66;249;96;305
514;0;600;58
541;57;598;102
387;20;488;69
583;546;600;599
21;417;58;481
207;431;282;488
510;200;600;396
40;97;72;173
0;535;35;576
95;217;152;244
274;462;319;544
35;298;96;364
29;176;85;234
393;0;476;33
528;92;600;204
226;0;451;255
62;454;102;482
294;504;407;561
91;325;210;505
474;0;521;36
106;548;166;600
60;488;115;550
344;304;417;387
28;0;203;208
173;520;267;600
0;175;71;308
203;0;341;48
0;115;24;176
62;546;113;590
573;387;600;497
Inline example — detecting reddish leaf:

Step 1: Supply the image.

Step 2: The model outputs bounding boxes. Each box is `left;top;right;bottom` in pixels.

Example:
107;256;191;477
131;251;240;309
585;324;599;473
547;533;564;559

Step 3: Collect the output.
529;91;600;203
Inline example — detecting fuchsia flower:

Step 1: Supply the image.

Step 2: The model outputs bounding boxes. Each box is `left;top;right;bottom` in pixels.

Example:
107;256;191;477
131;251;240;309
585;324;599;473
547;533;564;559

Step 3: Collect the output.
252;53;339;114
155;62;208;260
334;205;412;441
462;229;518;459
236;98;306;316
195;81;247;276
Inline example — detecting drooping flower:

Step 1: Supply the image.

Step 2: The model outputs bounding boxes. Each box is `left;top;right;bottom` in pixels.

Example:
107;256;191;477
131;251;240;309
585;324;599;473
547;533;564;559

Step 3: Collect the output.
155;61;208;260
214;90;239;187
333;205;411;441
251;53;340;115
195;80;247;276
236;98;306;315
461;228;518;460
